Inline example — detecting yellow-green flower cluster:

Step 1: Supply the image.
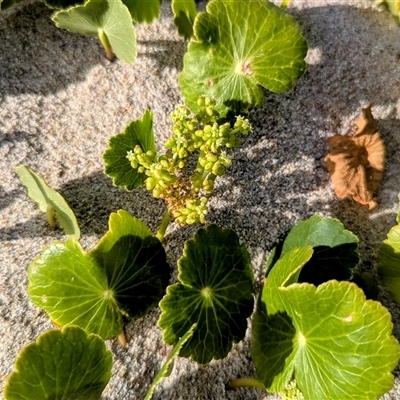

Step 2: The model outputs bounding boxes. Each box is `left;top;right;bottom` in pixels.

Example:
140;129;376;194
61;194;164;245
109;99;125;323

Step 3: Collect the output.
126;97;251;224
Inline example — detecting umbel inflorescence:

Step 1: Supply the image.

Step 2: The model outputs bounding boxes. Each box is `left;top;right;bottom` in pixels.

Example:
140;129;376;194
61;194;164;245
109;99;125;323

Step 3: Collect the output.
126;97;251;224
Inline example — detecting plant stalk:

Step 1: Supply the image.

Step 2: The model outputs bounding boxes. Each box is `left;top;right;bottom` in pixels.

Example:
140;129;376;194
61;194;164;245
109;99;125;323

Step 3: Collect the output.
156;211;172;242
98;29;115;62
118;330;127;347
228;377;266;390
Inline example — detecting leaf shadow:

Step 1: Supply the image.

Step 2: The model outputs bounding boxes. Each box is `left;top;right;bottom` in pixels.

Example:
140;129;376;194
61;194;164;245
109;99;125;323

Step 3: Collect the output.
0;170;168;241
0;2;104;98
137;39;187;76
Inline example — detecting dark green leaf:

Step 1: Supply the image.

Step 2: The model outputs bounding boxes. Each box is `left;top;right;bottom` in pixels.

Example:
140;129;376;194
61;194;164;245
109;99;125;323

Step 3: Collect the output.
4;326;112;400
16;165;80;239
268;215;359;286
158;224;254;364
28;210;169;339
103;110;156;191
172;0;197;40
91;211;170;319
179;0;308;114
52;0;137;64
44;0;84;10
122;0;161;23
0;0;24;11
253;247;400;399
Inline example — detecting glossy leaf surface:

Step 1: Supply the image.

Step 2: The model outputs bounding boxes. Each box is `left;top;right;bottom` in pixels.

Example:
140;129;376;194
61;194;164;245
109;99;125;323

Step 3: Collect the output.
266;215;359;286
4;326;112;400
158;224;254;364
103;110;156;190
179;0;308;114
28;210;169;339
253;247;400;399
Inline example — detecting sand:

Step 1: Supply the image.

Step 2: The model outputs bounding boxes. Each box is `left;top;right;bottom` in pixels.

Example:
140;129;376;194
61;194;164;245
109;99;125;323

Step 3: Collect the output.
1;0;400;398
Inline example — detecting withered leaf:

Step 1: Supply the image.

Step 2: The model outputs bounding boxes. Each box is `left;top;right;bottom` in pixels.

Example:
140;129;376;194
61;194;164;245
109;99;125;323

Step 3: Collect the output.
325;105;385;210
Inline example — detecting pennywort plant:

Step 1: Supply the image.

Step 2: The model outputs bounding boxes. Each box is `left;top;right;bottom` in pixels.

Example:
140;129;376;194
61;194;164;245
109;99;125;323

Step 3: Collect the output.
0;0;198;63
4;1;400;399
103;99;251;227
5;194;400;399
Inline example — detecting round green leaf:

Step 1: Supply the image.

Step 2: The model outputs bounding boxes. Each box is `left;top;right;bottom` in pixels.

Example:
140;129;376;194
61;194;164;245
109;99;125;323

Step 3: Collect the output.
16;165;80;239
91;211;170;319
52;0;137;64
158;224;254;364
28;238;122;339
28;210;169;339
253;247;400;399
103;110;156;190
378;195;400;304
179;0;308;114
4;326;112;400
267;215;360;286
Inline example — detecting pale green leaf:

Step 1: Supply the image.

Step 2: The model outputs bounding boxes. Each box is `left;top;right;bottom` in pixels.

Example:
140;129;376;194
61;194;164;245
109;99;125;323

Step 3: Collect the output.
158;224;254;364
179;0;308;114
52;0;137;64
16;165;80;239
4;326;112;400
103;110;156;190
28;210;169;339
253;247;400;399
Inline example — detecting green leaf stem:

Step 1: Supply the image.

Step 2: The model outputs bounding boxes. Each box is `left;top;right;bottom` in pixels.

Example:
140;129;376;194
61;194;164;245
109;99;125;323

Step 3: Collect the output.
179;0;308;114
144;323;197;400
16;165;80;239
252;247;400;399
158;224;254;364
103;110;156;190
52;0;136;64
28;210;169;339
4;326;112;400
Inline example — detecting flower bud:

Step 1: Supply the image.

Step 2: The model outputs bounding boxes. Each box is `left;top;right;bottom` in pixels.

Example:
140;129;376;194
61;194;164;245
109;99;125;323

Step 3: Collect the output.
134;145;143;155
197;97;206;107
145;177;157;191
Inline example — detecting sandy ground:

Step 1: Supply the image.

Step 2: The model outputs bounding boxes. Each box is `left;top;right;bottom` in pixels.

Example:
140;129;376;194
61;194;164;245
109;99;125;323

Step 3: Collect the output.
1;0;400;399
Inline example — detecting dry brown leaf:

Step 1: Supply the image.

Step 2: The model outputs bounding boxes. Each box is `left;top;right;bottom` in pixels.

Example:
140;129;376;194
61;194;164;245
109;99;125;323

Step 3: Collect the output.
324;105;385;210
